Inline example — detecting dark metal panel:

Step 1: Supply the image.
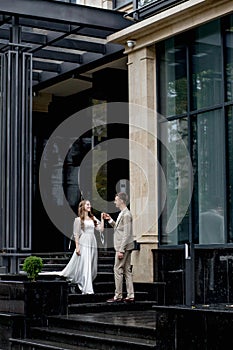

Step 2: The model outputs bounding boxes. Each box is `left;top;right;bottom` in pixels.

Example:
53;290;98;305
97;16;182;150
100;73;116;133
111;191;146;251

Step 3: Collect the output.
132;0;187;20
52;38;106;54
0;48;33;253
19;19;114;39
21;52;32;250
76;27;115;39
34;49;82;64
59;61;80;74
19;18;73;33
0;53;7;248
21;31;47;45
33;60;61;73
4;50;19;250
0;0;132;30
0;28;47;45
33;45;124;89
39;70;58;81
32;71;40;81
0;0;133;91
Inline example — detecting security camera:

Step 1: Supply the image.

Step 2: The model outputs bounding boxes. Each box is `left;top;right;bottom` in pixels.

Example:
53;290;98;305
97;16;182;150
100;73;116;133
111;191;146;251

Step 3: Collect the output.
126;40;136;49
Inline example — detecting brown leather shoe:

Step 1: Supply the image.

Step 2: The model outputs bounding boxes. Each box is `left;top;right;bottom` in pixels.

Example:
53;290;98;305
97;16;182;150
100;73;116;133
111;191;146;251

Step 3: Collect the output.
106;297;123;303
123;297;135;303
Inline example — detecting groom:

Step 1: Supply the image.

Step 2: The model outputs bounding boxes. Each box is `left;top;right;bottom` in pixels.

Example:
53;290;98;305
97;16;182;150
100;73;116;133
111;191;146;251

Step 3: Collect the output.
103;192;135;303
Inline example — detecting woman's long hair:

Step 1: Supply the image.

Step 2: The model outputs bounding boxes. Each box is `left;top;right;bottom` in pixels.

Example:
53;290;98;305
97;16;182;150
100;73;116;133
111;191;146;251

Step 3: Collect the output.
78;200;97;230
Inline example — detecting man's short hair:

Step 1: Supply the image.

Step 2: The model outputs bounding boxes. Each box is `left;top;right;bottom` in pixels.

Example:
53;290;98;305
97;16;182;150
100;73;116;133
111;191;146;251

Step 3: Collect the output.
116;192;128;204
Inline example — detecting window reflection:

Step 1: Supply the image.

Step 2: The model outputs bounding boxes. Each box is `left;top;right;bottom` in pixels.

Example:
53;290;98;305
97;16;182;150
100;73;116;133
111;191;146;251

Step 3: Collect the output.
159;38;187;117
225;17;233;102
191;21;222;110
92;100;107;204
158;15;233;246
227;106;233;242
113;0;131;8
138;0;157;7
160;118;189;245
192;110;225;244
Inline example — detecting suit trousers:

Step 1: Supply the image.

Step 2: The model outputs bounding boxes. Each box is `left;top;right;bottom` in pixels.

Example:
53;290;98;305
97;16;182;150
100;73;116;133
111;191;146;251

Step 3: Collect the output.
114;250;134;299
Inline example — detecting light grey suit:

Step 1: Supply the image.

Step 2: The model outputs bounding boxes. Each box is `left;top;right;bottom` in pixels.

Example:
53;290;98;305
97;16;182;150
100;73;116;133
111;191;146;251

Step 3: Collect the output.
109;207;134;299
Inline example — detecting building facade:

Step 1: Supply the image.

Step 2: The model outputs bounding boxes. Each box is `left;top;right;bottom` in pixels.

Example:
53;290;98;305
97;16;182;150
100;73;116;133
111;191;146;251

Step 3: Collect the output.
110;0;233;305
0;0;131;269
0;0;233;308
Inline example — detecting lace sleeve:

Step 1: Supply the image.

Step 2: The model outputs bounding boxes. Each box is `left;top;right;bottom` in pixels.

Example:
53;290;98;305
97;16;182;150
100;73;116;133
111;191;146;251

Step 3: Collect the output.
73;217;81;238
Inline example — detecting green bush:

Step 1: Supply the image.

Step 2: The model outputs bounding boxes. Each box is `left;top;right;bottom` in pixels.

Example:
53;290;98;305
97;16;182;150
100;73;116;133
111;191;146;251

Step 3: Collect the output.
23;256;43;281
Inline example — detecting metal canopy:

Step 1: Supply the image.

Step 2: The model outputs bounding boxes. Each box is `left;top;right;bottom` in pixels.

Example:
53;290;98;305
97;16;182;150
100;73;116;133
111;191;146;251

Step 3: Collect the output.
0;0;132;91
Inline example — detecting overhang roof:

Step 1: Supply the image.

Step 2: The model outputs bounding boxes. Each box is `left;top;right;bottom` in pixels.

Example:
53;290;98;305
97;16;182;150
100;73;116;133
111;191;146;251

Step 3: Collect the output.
0;0;132;92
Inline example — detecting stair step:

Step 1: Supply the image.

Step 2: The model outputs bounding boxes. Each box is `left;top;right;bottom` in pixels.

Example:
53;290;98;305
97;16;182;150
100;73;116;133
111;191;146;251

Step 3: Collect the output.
98;256;114;263
97;264;113;272
31;325;157;350
6;250;161;350
93;281;115;293
48;310;156;340
98;249;115;256
94;272;114;282
42;264;66;270
68;301;155;314
68;291;149;303
9;338;88;350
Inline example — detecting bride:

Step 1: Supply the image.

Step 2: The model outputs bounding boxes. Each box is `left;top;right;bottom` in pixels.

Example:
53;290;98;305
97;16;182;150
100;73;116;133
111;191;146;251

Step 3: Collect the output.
43;200;104;295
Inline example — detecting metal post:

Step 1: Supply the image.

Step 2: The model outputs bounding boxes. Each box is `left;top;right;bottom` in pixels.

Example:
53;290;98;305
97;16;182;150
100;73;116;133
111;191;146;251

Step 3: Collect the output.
0;17;33;273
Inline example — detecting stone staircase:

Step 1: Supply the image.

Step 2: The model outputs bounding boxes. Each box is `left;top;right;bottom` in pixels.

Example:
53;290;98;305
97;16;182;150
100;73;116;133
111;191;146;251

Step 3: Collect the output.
8;249;160;349
10;307;157;349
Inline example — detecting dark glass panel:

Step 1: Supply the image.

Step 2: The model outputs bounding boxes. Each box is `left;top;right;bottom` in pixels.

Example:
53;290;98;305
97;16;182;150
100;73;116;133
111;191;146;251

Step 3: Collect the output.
138;0;157;7
158;38;187;117
227;106;233;242
225;15;233;102
191;20;222;110
192;110;225;244
160;118;189;245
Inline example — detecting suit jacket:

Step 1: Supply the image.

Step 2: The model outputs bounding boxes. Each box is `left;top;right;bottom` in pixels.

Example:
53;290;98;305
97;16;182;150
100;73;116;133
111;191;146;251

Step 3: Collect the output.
109;207;134;253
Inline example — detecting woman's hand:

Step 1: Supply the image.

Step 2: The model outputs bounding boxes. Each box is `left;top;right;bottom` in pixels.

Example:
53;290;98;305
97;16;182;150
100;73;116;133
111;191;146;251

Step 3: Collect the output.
76;245;81;255
102;212;111;220
118;252;124;260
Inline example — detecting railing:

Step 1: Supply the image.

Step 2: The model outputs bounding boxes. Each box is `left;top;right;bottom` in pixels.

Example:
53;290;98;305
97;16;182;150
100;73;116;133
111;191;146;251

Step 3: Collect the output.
121;0;188;20
53;0;77;3
135;0;158;8
112;0;132;8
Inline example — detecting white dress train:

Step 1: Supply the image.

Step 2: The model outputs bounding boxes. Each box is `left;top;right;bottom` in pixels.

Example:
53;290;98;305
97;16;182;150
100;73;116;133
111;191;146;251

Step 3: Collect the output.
59;218;98;294
40;217;98;295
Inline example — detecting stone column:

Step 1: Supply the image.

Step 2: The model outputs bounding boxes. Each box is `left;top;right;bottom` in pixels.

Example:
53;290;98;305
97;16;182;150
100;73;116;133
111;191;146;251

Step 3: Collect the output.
128;46;158;282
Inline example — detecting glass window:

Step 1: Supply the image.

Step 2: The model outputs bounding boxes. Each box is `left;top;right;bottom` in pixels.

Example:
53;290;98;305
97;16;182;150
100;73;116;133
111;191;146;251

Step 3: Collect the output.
191;20;222;110
158;15;232;246
113;0;132;8
192;110;226;244
138;0;157;7
92;100;108;204
159;38;187;117
225;16;233;102
227;106;233;242
160;118;189;245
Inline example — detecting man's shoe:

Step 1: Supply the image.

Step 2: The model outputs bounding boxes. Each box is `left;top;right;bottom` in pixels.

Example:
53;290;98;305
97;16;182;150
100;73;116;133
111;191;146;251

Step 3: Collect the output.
106;297;123;303
123;297;135;303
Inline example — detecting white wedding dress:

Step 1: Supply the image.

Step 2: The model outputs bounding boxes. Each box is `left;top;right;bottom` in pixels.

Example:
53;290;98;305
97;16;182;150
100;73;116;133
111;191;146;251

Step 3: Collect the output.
60;218;98;294
41;218;98;295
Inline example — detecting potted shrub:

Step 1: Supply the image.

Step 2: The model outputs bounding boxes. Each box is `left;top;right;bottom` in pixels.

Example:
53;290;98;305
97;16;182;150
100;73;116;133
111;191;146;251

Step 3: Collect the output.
22;255;43;282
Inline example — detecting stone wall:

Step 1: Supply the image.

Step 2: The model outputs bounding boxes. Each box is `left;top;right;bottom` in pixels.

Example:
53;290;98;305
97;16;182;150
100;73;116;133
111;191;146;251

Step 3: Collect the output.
77;0;112;9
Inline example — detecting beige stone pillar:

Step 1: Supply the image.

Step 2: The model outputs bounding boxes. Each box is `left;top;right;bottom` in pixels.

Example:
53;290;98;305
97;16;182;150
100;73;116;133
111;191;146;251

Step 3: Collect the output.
78;0;104;7
128;46;158;283
32;92;52;113
102;0;112;9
